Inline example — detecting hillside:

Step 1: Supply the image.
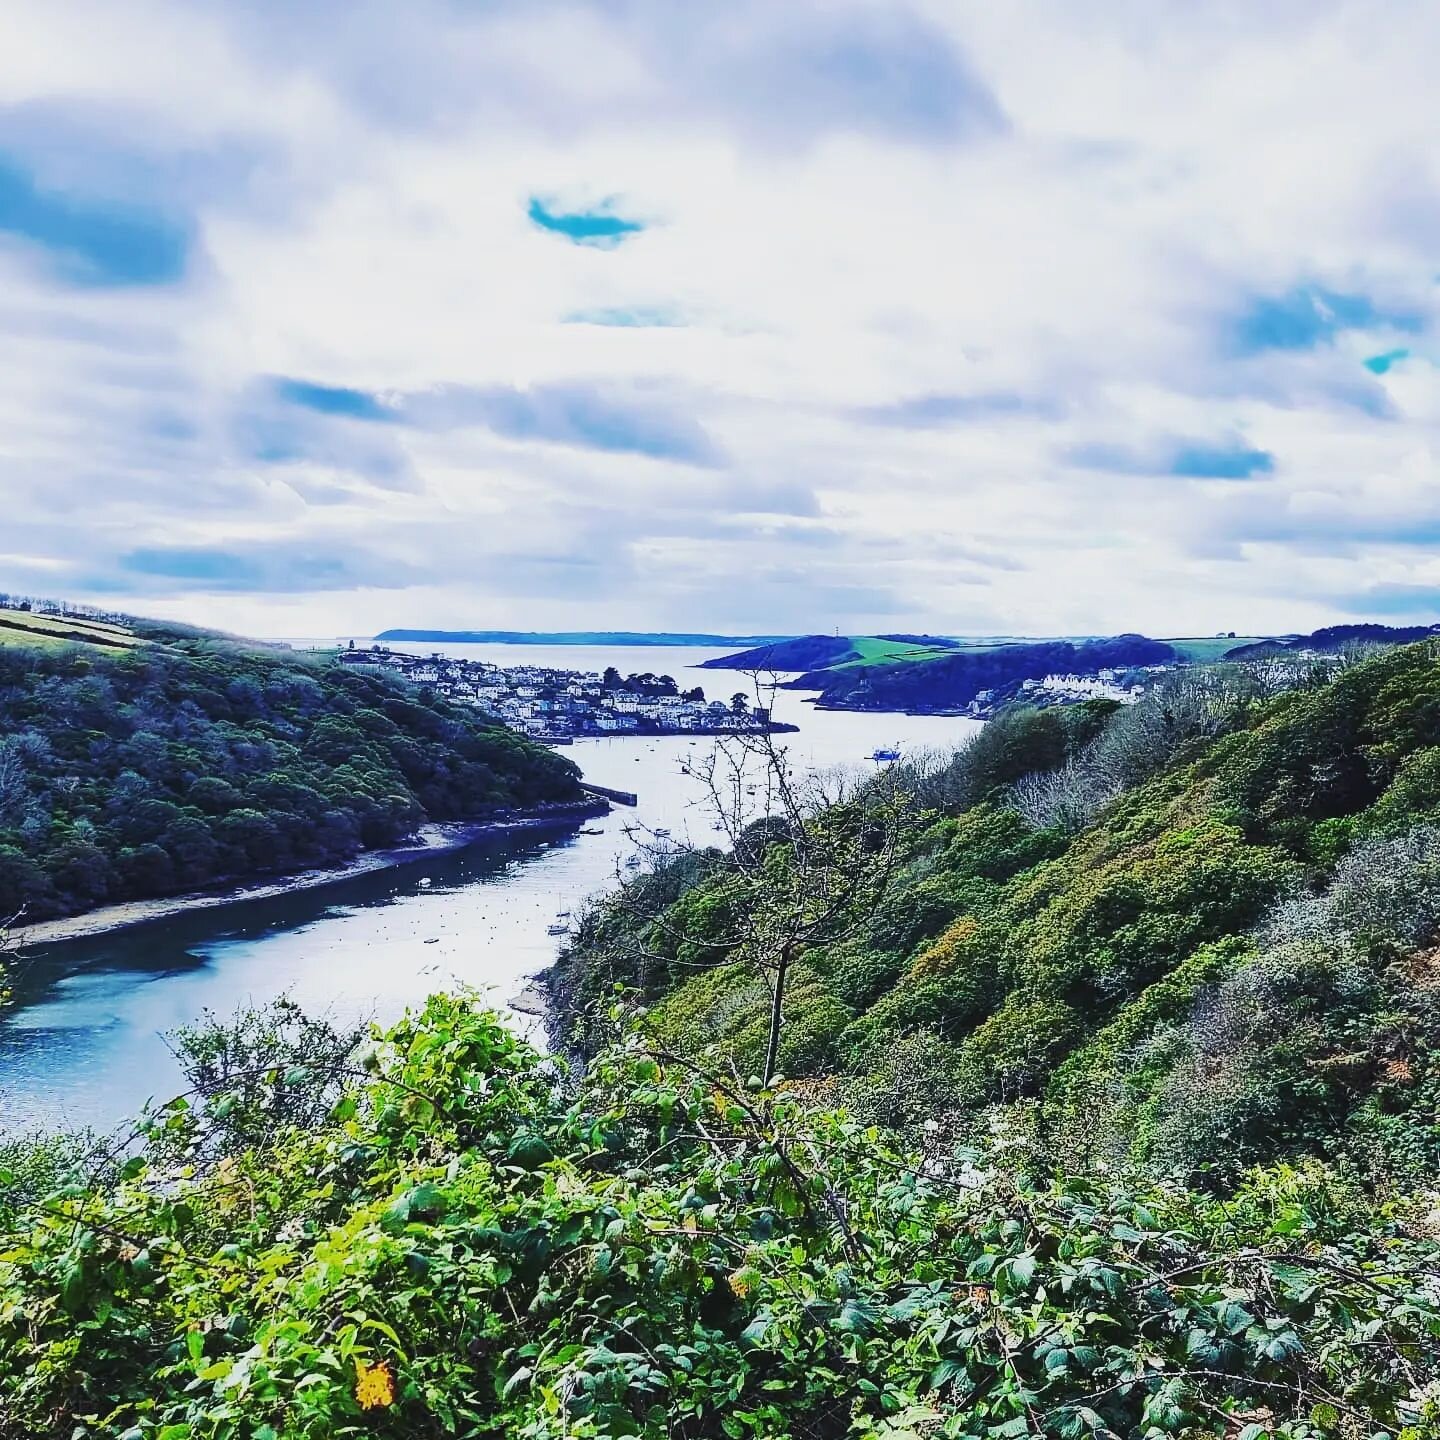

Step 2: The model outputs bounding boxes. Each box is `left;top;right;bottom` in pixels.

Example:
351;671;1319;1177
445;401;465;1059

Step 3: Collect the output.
794;634;1177;711
553;641;1440;1184
0;605;144;653
1225;622;1440;661
0;611;583;924
2;644;1439;1434
698;633;963;673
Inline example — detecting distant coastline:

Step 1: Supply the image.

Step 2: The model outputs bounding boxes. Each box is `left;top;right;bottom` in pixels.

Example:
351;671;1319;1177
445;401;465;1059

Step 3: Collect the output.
9;800;606;947
372;629;797;647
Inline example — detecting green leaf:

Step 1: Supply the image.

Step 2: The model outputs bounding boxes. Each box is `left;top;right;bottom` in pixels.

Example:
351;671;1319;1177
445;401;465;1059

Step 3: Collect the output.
502;1365;533;1399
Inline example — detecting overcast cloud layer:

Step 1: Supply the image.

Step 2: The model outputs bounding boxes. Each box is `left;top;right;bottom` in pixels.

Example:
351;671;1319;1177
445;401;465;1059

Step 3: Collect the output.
3;0;1440;638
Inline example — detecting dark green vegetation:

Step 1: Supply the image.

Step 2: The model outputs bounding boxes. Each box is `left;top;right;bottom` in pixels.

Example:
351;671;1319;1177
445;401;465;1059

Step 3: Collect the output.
3;646;1440;1436
0;613;582;924
1225;624;1440;661
789;635;1176;712
1;996;1435;1438
374;630;796;647
556;643;1440;1188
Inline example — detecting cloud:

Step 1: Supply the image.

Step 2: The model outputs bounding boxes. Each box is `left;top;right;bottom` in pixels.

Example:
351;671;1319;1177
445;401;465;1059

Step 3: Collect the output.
855;392;1054;428
257;374;719;465
113;541;426;593
1334;583;1440;619
6;1;1440;638
1066;437;1276;481
0;149;190;285
397;383;722;465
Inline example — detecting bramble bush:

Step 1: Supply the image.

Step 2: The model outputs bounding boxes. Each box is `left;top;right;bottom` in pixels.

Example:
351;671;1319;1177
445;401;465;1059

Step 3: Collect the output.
2;994;1438;1439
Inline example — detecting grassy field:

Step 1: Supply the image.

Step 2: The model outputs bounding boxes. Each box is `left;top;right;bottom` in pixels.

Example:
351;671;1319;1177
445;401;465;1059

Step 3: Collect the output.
1162;635;1270;662
827;637;955;670
0;606;141;652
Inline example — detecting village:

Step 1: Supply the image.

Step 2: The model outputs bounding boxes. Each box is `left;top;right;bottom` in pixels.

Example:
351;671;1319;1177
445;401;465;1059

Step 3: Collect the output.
338;644;797;743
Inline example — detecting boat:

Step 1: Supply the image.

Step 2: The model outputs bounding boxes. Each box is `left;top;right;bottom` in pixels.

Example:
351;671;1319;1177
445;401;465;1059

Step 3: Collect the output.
418;877;432;887
654;828;671;838
577;826;603;835
547;923;570;936
624;855;642;869
869;746;901;762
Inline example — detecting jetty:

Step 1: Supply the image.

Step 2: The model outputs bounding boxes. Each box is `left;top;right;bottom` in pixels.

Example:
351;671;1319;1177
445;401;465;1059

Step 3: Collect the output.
582;782;639;807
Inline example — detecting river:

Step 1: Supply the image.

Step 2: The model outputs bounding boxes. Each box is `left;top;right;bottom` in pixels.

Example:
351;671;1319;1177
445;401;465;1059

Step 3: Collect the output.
0;644;981;1136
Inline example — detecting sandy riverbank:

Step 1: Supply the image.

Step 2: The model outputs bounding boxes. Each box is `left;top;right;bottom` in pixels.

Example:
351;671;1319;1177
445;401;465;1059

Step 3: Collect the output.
9;800;608;947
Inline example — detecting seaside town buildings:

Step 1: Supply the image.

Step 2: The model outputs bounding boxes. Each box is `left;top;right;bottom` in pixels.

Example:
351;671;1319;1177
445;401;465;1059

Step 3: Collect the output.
338;645;784;743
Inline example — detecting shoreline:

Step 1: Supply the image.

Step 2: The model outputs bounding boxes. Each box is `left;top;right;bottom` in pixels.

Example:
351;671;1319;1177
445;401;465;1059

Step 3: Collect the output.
9;798;608;948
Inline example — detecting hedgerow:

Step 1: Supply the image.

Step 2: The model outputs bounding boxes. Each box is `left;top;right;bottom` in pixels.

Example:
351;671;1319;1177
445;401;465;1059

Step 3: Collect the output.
2;995;1437;1439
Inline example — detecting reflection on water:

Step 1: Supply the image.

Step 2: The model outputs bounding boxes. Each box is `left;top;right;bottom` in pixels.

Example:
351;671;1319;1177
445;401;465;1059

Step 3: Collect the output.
0;644;982;1135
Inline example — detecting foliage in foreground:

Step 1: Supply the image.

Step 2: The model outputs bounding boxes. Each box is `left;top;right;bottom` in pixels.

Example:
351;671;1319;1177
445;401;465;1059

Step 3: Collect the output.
1;996;1438;1439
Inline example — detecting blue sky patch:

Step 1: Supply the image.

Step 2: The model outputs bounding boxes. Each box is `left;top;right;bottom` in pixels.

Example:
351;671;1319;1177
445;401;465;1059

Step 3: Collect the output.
563;305;684;327
1168;441;1275;480
0;151;190;286
273;377;395;422
1067;436;1274;480
1230;285;1424;355
1364;347;1411;375
528;196;644;247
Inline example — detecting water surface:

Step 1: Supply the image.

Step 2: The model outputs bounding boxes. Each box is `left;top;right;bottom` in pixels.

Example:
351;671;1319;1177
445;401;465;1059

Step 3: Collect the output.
0;645;980;1134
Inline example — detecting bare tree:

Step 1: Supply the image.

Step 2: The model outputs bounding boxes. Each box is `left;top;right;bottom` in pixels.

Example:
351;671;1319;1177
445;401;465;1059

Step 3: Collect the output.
618;673;913;1084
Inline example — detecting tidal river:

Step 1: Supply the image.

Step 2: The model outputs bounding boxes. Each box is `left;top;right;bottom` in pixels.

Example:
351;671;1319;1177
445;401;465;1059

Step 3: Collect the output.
0;644;981;1135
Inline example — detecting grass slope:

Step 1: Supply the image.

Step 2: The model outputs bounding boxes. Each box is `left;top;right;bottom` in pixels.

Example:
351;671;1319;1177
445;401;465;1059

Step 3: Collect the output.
0;606;142;652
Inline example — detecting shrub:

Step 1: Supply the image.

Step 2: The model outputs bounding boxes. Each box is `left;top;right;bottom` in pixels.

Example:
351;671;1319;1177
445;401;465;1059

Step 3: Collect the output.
3;994;1435;1439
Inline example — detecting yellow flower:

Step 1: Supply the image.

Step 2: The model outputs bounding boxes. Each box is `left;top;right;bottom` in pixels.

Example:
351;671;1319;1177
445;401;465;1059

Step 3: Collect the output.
355;1357;396;1410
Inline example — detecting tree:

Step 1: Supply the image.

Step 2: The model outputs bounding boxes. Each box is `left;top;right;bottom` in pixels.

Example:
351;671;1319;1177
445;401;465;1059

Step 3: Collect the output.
626;676;911;1083
730;692;749;716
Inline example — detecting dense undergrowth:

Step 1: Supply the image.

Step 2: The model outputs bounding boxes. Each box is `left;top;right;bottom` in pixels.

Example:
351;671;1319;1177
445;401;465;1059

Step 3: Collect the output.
4;645;1440;1435
552;644;1440;1186
0;626;580;923
0;996;1436;1438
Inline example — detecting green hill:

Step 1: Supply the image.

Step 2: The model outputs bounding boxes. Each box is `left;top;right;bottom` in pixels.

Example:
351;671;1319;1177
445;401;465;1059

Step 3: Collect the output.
0;611;583;924
554;641;1440;1183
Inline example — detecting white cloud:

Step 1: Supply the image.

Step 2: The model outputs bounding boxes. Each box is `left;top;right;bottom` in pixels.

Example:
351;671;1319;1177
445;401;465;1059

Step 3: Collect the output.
2;0;1440;636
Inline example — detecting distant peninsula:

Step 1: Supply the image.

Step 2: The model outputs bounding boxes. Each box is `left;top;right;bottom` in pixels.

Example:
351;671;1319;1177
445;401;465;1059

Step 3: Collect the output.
373;629;796;647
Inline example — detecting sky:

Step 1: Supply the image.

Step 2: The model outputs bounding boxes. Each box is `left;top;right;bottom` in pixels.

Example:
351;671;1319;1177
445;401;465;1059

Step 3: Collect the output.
2;1;1440;640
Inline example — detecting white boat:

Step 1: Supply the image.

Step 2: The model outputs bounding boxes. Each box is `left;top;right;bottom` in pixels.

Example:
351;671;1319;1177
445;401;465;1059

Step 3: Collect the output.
624;855;642;869
547;923;570;936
